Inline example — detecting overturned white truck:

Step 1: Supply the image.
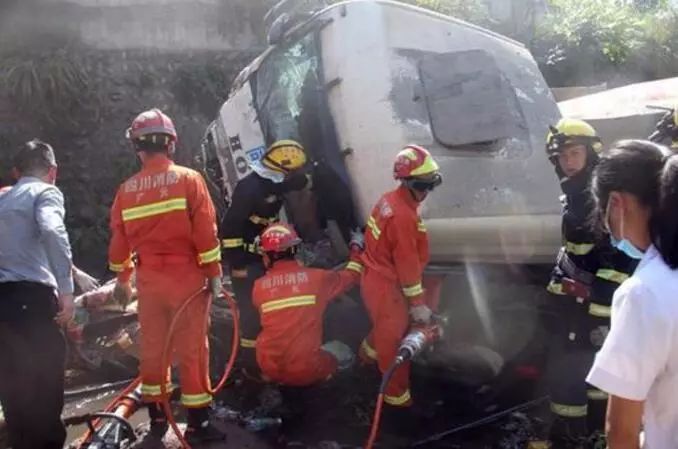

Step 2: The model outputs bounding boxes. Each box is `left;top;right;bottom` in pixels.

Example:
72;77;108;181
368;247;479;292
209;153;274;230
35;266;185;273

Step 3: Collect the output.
201;0;563;384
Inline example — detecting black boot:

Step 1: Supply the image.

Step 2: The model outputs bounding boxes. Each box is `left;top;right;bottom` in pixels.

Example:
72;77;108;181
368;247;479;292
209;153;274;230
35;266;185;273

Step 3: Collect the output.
549;416;588;449
147;402;168;439
184;407;227;445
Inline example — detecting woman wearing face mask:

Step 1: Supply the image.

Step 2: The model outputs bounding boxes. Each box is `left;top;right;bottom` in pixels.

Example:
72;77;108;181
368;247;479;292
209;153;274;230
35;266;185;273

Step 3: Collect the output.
586;139;678;449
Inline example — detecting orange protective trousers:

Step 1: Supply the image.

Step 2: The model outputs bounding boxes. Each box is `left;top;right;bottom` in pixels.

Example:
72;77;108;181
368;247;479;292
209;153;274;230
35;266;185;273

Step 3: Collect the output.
136;263;211;408
360;273;443;407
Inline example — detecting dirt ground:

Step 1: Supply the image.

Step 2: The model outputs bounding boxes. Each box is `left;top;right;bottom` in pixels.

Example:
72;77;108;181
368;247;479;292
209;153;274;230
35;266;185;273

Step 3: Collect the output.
58;352;547;449
2;270;554;449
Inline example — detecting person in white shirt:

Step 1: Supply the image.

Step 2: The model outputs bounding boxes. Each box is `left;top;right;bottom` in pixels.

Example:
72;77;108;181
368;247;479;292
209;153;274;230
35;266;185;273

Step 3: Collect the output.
586;139;678;449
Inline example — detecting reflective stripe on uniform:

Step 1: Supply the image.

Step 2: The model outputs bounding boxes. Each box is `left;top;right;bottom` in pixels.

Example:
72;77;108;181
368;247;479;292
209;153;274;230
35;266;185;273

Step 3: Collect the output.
550;402;587;417
244;243;260;254
109;256;134;272
231;268;248;279
596;269;629;284
222;238;244;248
140;383;174;397
547;280;564;295
198;244;221;264
261;295;316;314
565;241;594;256
240;338;257;348
384;389;411;406
121;198;187;222
417;220;427;233
367;216;381;240
360;339;378;361
589;302;611;318
346;261;363;273
587;389;608;401
181;392;213;407
402;283;424;298
249;215;276;225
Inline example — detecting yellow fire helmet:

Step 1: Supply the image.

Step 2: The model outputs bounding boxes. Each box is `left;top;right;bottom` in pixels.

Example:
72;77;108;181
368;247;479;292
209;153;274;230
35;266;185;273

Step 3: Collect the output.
545;118;602;158
261;140;307;174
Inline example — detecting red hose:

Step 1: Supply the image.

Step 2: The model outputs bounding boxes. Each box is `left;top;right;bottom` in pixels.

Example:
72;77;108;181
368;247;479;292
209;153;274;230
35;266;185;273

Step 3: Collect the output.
79;285;239;449
200;288;240;394
365;393;385;449
160;286;240;449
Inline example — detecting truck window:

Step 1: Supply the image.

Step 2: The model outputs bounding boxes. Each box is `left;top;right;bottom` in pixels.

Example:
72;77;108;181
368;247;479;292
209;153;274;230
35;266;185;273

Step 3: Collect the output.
419;49;525;150
252;33;320;143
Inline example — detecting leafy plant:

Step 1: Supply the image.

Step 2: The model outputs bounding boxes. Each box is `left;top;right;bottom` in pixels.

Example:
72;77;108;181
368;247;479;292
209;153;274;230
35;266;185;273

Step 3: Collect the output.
170;62;234;117
0;41;100;128
531;0;678;86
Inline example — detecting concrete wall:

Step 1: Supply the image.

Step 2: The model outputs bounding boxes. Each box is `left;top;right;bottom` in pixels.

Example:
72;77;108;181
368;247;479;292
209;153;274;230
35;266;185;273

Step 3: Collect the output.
1;0;270;51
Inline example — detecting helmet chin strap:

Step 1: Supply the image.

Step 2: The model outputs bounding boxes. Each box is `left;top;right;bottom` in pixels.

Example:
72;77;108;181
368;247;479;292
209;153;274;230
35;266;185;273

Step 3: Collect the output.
263;155;290;174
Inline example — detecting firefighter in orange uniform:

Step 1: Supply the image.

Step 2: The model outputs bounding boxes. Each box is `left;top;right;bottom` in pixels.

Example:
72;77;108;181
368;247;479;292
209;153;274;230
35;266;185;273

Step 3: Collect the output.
108;109;226;444
359;144;442;416
253;223;364;386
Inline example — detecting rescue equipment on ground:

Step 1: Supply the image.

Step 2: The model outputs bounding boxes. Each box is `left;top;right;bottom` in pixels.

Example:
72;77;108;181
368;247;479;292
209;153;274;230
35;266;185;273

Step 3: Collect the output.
364;321;444;449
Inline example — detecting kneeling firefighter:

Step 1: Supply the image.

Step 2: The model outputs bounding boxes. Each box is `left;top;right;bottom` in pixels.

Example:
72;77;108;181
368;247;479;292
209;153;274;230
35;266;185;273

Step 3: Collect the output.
359;145;443;429
108;109;225;444
542;119;638;447
219;140;310;377
253;223;364;386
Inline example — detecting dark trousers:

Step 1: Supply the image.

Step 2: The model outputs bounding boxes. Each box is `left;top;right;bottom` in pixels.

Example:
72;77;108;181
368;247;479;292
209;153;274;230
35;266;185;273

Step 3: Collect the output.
0;282;66;449
546;295;605;445
231;262;265;372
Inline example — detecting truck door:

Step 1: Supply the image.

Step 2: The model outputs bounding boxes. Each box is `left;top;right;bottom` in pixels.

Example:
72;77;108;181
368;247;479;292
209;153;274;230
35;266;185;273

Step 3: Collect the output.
217;84;267;197
250;29;357;241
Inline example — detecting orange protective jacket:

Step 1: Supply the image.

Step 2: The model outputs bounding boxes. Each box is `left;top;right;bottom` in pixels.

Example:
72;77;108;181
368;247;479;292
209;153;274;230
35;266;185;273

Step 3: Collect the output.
252;257;362;385
362;185;429;306
108;157;221;281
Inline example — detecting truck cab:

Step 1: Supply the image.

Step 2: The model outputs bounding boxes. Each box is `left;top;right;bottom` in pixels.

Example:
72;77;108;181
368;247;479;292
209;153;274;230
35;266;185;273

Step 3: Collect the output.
204;0;563;379
205;0;562;266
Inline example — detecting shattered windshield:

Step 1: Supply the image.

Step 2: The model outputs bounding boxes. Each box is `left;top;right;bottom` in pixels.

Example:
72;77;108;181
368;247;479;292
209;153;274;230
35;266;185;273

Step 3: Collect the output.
252;32;320;144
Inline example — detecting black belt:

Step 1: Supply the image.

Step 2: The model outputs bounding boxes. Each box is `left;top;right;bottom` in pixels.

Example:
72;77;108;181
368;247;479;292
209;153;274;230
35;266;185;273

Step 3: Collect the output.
556;248;594;285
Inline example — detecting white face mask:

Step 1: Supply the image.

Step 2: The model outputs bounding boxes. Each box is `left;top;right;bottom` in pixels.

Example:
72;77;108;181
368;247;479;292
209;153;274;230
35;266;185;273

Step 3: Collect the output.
604;197;645;260
250;160;285;184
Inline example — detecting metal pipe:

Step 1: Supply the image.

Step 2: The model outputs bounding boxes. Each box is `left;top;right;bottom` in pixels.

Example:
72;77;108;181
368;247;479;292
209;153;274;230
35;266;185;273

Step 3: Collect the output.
64;379;136;401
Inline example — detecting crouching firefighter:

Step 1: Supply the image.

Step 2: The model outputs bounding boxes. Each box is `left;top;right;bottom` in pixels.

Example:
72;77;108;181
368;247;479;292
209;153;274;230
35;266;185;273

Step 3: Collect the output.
542;119;638;447
219;140;309;377
108;109;226;444
359;145;443;430
253;223;364;386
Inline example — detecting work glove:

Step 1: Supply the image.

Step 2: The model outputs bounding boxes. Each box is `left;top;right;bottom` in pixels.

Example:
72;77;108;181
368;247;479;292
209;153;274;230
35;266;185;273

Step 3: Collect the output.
56;292;75;327
321;340;355;371
113;280;133;312
349;228;365;251
73;267;100;293
410;304;433;324
209;276;223;300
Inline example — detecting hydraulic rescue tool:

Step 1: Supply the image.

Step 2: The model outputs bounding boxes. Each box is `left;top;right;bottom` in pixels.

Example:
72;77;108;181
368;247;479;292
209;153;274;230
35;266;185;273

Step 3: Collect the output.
66;379;142;449
364;319;445;449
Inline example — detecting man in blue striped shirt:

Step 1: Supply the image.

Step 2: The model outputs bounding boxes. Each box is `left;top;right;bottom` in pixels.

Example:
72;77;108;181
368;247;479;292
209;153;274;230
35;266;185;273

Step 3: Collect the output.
0;139;74;449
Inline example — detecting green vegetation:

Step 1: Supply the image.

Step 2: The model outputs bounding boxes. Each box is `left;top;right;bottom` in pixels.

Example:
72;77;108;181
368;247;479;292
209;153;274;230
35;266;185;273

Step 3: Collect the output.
390;0;678;87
